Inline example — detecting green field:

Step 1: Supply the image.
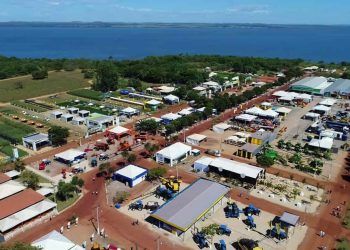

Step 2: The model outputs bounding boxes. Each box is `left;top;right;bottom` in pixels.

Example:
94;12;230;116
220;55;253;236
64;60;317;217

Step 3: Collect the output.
337;238;350;250
67;89;103;101
0;139;28;158
0;70;90;102
0;117;36;143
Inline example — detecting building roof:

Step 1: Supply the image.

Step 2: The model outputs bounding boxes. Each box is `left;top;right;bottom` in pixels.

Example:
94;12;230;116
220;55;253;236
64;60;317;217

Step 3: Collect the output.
202;81;220;87
245;107;278;118
156;142;191;160
61;113;74;119
308;137;333;149
261;102;272;106
114;165;147;179
108;126;130;135
275;107;292;114
0;180;26;200
32;230;84;250
156;86;175;94
4;170;20;179
251;131;275;141
324;78;350;95
291;77;329;90
72;116;85;122
161;113;182;121
0;199;56;233
319;98;337;106
186;134;207;142
209;157;264;179
193;86;207;91
213;123;232;132
51;111;63;116
23;133;49;143
178;108;193;116
36;187;54;196
235;114;257;122
0;173;11;184
234;132;251;138
194;157;214;166
151;179;229;231
54;149;86;162
240;143;261;154
279;212;300;226
0;189;44;220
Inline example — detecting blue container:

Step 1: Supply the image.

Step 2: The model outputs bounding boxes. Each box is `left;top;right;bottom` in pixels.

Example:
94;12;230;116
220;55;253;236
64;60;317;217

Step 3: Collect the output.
115;203;121;209
120;89;130;95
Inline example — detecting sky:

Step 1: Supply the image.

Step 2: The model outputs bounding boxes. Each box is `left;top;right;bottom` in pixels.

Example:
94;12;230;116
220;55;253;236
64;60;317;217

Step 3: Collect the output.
0;0;349;25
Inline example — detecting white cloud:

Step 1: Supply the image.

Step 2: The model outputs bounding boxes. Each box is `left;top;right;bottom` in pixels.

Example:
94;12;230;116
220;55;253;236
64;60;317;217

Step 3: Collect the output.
114;4;153;12
228;5;270;14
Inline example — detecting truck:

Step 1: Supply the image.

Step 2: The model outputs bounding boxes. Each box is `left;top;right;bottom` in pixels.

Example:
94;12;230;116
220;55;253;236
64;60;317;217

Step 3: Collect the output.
94;140;109;151
205;149;221;157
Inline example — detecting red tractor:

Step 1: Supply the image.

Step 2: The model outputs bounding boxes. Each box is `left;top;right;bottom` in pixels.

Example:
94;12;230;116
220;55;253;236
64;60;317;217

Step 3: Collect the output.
119;141;132;151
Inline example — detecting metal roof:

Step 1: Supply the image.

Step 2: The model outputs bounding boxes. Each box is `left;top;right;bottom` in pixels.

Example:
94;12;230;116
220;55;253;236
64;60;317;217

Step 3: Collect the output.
324;79;350;95
151;179;229;231
23;133;49;143
0;180;26;200
156;142;191;160
279;212;300;226
114;165;147;179
291;77;329;89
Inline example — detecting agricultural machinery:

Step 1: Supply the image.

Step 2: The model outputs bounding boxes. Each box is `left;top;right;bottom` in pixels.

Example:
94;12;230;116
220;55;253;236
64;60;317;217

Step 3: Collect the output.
144;201;159;211
218;239;227;250
244;204;261;216
245;216;256;229
193;232;209;249
128;200;143;211
118;141;132;152
94;141;109;151
155;186;175;200
160;176;182;192
225;201;242;218
91;157;98;167
217;224;231;236
98;153;109;161
269;226;287;240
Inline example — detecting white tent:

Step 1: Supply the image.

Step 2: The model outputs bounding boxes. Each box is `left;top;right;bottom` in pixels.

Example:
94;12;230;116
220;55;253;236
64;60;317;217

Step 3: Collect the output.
213;123;232;133
308;137;333;150
312;105;331;113
261;102;272;107
120;107;138;116
108;125;130;135
235;114;257;122
32;230;84;250
163;94;180;104
54;149;86;164
263;109;279;118
319;98;337;106
156;142;191;167
161;113;181;121
178;108;194;116
304;112;321;120
186;134;207;145
245;107;265;116
193;157;213;172
234;132;251;138
209;157;264;180
146;99;162;106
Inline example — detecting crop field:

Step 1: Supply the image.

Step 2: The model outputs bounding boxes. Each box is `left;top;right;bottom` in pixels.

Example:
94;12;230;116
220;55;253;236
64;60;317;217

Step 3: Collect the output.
57;99;120;116
0;139;28;158
0;70;90;102
0;117;36;144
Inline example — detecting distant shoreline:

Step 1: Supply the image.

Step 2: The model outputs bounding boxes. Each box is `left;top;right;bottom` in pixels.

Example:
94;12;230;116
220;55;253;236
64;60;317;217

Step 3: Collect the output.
0;22;349;29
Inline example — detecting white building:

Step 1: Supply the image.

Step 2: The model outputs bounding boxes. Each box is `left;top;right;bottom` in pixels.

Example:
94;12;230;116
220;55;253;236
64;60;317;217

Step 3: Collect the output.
186;134;207;145
155;142;192;167
32;230;84;250
113;165;148;187
22;133;50;151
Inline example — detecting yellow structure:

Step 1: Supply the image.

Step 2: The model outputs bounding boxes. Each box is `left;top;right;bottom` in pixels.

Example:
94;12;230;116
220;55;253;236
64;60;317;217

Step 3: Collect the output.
160;176;182;192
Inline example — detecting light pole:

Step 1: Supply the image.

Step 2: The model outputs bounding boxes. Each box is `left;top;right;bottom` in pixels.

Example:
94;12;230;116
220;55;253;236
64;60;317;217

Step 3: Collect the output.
96;206;100;235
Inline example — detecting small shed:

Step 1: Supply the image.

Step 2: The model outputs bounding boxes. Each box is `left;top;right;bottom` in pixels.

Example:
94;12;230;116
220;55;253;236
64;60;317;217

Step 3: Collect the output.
60;114;74;123
308;137;333;150
113;165;148;187
36;187;54;197
319;98;336;107
106;126;131;139
50;111;63;119
312;105;331;115
275;107;292;117
186;134;207;146
22;133;50;151
54;149;86;165
279;212;300;227
146;99;162;110
304;112;320;121
67;107;79;115
78;110;90;118
213;123;232;133
193;157;213;172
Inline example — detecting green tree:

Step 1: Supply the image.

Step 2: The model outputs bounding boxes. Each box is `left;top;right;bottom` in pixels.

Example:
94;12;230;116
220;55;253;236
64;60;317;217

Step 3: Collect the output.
127;153;137;163
99;162;110;175
48;126;69;146
56;181;76;201
136;119;159;134
20;170;39;189
256;154;274;168
93;61;119;92
144;142;159;157
128;78;143;92
31;67;48;80
0;242;40;250
113;191;130;204
14;160;25;172
147;167;167;181
277;139;285;149
71;176;84;188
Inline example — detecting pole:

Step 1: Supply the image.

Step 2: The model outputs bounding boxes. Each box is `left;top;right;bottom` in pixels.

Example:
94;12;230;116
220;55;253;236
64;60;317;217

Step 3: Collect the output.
96;206;100;235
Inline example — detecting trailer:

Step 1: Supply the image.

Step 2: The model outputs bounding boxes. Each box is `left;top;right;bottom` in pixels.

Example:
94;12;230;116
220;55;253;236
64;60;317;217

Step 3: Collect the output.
94;141;109;151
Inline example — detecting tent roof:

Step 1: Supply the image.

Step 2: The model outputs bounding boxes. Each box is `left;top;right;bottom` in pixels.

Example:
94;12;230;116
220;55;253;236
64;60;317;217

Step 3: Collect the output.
108;126;130;135
0;180;26;200
313;105;331;112
213;123;232;131
194;157;214;166
291;76;329;89
54;149;85;162
261;102;272;106
151;179;229;231
161;113;182;121
186;134;207;142
193;86;207;91
234;132;251;138
275;107;292;114
279;212;300;226
178;108;193;116
147;99;162;105
36;187;54;196
32;230;84;250
209;157;264;179
156;142;191;160
305;112;320;118
121;107;138;114
319;98;337;106
4;170;20;179
164;94;179;101
115;165;147;179
308;137;333;149
235;114;257;122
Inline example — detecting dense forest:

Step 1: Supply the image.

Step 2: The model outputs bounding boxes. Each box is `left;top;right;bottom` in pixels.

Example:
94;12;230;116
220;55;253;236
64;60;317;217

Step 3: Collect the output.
0;54;348;85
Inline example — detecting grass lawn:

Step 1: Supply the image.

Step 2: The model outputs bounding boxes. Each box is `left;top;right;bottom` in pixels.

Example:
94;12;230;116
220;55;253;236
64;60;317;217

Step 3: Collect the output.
336;238;350;250
55;193;80;212
18;170;51;184
0;70;90;102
